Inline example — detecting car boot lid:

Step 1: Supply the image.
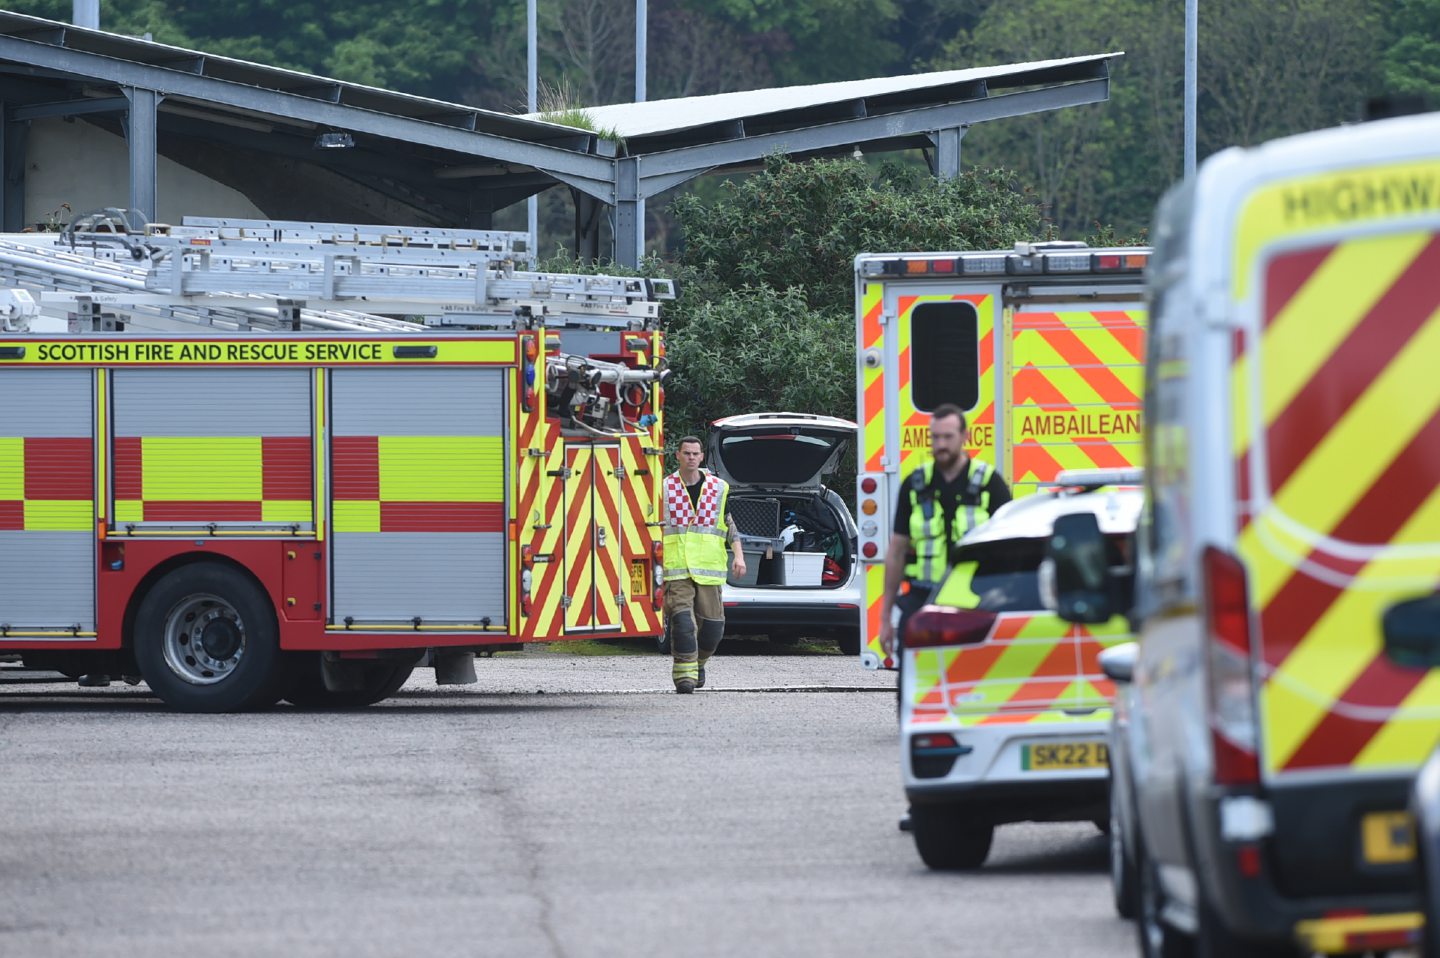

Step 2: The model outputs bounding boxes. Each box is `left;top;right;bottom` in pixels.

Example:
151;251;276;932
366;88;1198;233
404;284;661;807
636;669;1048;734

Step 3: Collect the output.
708;412;857;490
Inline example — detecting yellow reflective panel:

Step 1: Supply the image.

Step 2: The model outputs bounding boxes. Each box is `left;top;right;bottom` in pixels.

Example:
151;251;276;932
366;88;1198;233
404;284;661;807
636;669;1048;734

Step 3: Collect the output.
332;500;380;533
0;437;21;500
933;561;980;608
262;500;313;523
143;437;262;501
24;499;92;531
379;436;503;502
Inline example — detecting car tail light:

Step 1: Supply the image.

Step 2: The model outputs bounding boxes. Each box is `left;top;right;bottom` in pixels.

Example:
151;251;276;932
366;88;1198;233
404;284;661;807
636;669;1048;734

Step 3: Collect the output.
1203;546;1261;786
903;606;996;649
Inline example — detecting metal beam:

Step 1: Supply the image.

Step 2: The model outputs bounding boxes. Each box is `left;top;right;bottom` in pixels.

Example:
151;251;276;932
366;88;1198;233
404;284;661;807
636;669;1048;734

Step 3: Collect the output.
635;79;1110;185
9;94;126;120
0;34;613;183
123;86;158;221
931;126;966;179
614;157;642;268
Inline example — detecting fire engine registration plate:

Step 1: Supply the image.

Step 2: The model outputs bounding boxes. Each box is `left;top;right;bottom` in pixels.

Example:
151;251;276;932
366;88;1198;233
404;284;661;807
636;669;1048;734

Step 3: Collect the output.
629;561;649;597
1361;811;1415;864
1022;741;1109;771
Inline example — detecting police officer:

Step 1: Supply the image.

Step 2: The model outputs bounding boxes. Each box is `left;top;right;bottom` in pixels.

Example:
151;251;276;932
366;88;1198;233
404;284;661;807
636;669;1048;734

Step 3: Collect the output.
661;435;747;694
878;403;1012;661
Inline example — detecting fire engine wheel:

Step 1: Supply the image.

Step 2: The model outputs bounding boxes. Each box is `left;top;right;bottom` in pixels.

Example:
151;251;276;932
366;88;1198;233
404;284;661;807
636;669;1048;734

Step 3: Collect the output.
283;656;416;709
910;804;993;870
134;563;283;713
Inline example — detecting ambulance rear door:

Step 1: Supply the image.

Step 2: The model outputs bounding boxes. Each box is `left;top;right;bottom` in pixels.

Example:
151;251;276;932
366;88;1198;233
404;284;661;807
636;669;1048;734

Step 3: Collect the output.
1003;284;1147;498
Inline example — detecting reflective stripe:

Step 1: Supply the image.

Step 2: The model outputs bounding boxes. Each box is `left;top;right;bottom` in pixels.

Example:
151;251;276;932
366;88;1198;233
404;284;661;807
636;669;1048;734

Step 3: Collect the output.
664;567;726;581
661;524;727;537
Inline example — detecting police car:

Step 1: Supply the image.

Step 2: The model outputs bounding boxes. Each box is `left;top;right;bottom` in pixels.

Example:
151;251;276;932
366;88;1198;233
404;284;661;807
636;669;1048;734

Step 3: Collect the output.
899;468;1141;870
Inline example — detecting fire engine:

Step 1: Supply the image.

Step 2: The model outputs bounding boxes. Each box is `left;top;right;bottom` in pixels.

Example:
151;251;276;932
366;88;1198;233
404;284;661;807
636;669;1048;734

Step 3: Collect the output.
0;212;672;711
851;243;1150;668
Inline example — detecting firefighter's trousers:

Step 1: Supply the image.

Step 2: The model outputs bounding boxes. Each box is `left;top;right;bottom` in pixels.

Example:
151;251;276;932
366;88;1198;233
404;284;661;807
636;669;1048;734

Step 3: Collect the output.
664;578;724;688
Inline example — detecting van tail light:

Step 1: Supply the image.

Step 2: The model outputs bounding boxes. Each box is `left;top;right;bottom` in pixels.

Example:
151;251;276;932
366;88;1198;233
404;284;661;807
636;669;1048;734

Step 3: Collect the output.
1203;546;1261;786
904;606;996;649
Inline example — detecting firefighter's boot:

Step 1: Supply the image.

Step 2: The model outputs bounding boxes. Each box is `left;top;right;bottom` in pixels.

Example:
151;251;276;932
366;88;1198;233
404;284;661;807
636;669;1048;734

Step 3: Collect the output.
696;617;724;690
670;611;699;694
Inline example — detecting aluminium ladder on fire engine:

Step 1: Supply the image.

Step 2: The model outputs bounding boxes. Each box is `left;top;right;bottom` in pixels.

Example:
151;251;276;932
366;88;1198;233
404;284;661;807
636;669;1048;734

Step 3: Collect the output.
0;213;674;334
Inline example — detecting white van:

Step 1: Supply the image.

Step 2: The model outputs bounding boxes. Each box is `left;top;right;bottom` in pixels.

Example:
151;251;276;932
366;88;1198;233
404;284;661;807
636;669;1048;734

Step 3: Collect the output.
1052;108;1440;955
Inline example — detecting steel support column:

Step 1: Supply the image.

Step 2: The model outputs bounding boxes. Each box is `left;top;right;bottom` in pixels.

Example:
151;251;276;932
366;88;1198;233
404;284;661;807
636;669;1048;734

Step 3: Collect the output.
574;189;602;263
933;126;966;180
614;157;642;268
122;87;159;221
1;110;28;232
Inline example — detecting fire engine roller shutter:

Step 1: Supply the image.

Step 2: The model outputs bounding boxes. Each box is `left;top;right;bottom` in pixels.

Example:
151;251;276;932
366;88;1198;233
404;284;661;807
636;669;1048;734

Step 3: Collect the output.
110;368;313;529
0;369;96;631
329;368;506;625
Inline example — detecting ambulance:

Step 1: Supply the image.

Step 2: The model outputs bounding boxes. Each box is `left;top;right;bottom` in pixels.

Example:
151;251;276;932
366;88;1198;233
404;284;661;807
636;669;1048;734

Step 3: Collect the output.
852;242;1150;670
0;216;672;711
1050;108;1440;954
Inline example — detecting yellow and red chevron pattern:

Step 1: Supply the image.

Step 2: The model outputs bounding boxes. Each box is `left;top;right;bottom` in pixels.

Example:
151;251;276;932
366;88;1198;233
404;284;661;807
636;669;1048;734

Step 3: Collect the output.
1007;309;1146;498
861;291;994;663
517;410;566;640
908;613;1131;727
617;432;663;635
0;436;93;531
1237;227;1440;776
515;332;664;641
860;281;887;474
113;435;310;525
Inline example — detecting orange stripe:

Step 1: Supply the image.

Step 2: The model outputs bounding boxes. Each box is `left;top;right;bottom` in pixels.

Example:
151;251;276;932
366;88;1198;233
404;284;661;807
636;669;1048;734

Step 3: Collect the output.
1040;325;1141;404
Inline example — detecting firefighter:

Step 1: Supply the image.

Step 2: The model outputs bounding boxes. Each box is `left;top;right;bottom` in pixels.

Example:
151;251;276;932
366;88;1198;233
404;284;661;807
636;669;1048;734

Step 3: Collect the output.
878;403;1012;663
661;435;747;694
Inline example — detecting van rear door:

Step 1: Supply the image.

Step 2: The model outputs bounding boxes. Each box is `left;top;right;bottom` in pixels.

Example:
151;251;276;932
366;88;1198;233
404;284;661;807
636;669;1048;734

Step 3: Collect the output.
1237;218;1440;894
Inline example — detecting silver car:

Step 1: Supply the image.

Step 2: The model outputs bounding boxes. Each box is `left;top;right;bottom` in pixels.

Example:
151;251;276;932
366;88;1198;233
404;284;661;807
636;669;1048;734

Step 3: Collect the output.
705;412;862;654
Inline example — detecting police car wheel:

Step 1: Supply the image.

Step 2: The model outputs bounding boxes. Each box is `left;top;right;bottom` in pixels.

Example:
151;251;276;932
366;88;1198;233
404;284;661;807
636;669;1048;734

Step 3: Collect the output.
910;805;993;870
134;562;284;713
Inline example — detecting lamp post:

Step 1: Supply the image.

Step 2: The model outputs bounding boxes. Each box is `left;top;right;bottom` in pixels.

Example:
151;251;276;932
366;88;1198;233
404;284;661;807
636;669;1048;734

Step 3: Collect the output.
527;0;538;255
634;0;646;262
1185;0;1197;179
73;1;99;29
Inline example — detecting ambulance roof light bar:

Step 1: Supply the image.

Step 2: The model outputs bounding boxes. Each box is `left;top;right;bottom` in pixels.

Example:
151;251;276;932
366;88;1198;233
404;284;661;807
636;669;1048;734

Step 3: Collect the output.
859;245;1150;280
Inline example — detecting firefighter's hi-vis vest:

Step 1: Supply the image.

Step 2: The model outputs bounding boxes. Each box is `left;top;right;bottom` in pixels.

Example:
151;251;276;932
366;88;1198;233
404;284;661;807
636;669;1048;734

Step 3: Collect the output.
662;471;730;586
904;459;995;585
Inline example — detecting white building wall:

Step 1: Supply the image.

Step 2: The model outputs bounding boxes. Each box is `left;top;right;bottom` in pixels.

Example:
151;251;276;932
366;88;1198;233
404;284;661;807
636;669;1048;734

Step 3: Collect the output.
22;118;266;228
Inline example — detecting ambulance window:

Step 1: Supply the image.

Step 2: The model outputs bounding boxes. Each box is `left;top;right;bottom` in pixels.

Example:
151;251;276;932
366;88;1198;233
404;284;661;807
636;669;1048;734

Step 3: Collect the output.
911;301;980;412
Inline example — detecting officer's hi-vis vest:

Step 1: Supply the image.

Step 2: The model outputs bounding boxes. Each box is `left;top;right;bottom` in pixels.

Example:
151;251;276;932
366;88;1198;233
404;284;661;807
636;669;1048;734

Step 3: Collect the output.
662;471;731;586
904;459;994;585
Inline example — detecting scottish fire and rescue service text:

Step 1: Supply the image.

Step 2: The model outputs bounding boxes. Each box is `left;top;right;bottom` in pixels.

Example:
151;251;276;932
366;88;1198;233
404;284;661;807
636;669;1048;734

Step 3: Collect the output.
33;342;388;363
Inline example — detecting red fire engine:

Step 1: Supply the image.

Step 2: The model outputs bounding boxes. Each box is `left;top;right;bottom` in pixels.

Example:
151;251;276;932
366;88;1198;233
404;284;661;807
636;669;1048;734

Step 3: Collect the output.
0;214;671;711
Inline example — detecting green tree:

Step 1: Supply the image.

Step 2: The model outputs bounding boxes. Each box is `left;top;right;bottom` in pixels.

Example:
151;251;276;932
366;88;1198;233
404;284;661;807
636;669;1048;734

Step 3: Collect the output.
929;0;1181;237
1381;0;1440;105
1197;0;1384;152
654;155;1044;444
